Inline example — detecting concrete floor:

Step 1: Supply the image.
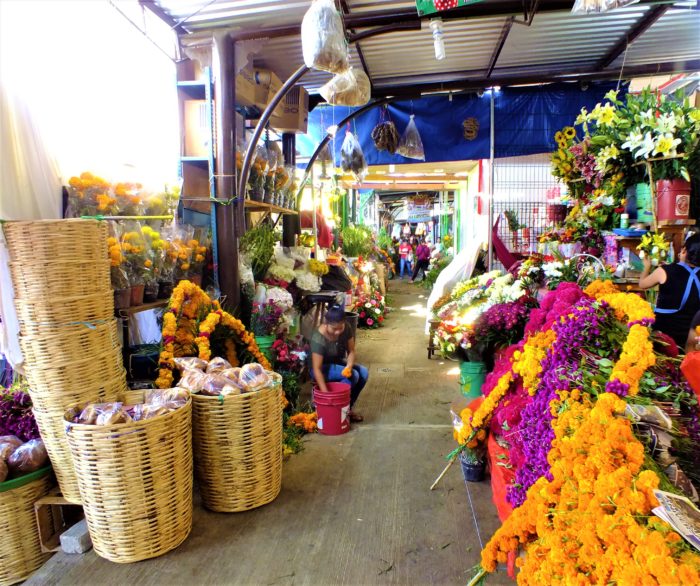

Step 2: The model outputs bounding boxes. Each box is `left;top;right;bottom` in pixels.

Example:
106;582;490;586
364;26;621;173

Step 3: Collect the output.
27;281;506;586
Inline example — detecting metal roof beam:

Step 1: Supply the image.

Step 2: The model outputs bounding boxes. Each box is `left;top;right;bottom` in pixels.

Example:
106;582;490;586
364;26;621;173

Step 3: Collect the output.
487;17;515;78
138;0;188;35
370;59;700;97
597;5;671;69
339;0;372;91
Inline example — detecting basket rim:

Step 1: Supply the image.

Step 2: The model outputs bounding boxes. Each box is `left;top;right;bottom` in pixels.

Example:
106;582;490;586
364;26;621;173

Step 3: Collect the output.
64;397;191;432
189;382;281;403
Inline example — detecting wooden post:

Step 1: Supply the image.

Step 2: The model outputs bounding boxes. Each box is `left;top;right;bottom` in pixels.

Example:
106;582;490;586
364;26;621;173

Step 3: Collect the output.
212;33;240;308
282;132;299;247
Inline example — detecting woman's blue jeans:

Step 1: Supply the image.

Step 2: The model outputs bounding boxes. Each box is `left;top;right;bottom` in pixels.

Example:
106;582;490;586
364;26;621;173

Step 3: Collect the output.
311;363;369;407
400;258;412;278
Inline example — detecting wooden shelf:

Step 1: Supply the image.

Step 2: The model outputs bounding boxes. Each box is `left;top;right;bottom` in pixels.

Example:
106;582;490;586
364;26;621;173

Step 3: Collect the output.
244;200;298;215
117;300;168;318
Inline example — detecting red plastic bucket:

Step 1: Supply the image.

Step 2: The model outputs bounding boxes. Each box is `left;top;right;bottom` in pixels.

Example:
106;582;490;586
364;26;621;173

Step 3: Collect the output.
313;382;351;436
656;179;691;221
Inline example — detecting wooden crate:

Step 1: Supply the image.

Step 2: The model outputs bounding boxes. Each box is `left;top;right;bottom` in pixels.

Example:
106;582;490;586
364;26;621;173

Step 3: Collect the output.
34;488;84;553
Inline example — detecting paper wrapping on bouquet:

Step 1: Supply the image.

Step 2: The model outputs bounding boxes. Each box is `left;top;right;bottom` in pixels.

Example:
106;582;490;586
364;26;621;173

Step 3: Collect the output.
487;432;517;578
681;352;700;400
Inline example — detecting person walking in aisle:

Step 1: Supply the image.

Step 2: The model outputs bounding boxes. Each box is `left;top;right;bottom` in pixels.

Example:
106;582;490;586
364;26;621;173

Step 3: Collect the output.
639;233;700;348
399;238;412;279
410;237;431;283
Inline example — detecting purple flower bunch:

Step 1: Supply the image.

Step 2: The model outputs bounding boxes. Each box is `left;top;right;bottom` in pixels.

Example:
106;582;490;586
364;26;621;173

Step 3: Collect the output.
570;139;603;187
508;298;612;507
251;300;285;337
0;388;40;442
475;301;531;350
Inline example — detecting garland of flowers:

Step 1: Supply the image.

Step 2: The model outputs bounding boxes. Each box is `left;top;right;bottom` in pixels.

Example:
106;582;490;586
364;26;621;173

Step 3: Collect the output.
156;280;269;388
455;370;514;446
476;392;700;585
586;280;656;396
511;329;556;395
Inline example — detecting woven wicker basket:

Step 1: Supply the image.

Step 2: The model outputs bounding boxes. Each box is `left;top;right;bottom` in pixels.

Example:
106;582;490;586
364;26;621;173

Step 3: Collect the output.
28;374;127;414
10;260;111;300
0;471;54;586
64;400;193;563
2;219;108;264
15;291;114;328
25;345;125;393
19;319;121;368
192;381;283;512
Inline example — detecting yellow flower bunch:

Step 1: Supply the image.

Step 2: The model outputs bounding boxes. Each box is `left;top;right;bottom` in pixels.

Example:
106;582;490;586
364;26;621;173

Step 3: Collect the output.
455;370;513;447
480;392;700;584
586;280;656;396
106;236;123;267
289;412;318;433
512;329;556;395
637;232;670;267
308;259;329;277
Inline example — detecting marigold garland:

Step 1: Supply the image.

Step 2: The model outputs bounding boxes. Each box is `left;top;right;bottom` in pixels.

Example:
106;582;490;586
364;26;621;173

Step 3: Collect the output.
512;329;556;395
455;370;513;446
155;280;270;389
586;280;656;396
478;392;700;584
289;412;317;433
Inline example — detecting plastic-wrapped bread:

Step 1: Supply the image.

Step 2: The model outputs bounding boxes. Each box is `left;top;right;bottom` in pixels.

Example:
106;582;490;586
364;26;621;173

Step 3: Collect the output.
177;369;210;391
240;363;271;391
0;458;7;482
0;436;23;461
206;357;233;374
95;404;132;426
173;357;207;372
7;439;48;475
200;374;244;396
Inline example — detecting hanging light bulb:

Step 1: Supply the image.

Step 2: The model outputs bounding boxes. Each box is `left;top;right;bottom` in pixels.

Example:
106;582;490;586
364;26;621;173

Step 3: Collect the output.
430;18;445;61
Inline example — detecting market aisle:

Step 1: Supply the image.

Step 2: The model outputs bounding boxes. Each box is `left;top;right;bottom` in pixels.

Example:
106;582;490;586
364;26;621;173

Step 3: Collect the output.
27;281;506;586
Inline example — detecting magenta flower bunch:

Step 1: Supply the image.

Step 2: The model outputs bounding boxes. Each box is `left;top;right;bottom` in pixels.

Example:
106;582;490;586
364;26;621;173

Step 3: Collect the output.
0;387;40;442
251;300;285;337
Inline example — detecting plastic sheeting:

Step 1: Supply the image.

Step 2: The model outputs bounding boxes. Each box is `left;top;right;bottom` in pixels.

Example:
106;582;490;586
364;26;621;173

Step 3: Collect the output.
298;81;622;165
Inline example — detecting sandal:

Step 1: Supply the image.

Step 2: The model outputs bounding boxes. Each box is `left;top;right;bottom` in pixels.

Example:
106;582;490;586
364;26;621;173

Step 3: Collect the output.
349;411;364;423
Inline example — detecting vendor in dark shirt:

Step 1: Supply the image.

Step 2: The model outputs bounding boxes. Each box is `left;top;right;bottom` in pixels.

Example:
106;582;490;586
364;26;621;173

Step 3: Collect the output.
310;305;368;422
640;234;700;348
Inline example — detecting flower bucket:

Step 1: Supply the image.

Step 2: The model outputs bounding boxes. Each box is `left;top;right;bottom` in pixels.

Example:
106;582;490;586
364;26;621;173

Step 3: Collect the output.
625;185;638;220
547;203;568;223
313;382;351;436
636;183;654;224
459;452;486;483
460;361;486;398
130;284;145;306
114;288;131;310
157;280;174;299
254;335;275;361
143;282;159;303
656;179;691;222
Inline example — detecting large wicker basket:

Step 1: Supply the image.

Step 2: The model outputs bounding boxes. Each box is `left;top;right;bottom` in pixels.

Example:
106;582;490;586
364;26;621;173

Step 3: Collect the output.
25;345;125;393
64;400;193;563
28;374;127;414
10;260;111;299
2;219;108;264
0;469;54;586
192;381;283;512
15;291;114;328
19;319;121;368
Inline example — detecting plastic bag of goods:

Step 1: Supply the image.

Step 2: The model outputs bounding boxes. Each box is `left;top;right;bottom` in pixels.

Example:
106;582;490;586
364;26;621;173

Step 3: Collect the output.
397;115;425;161
371;111;400;154
301;0;349;74
571;0;639;13
7;439;49;475
319;67;370;107
340;131;368;182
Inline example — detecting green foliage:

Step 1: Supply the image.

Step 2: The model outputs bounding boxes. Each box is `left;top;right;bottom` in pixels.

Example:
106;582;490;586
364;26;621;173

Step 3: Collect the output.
341;224;373;257
421;255;452;290
504;209;524;232
240;224;278;281
377;227;393;251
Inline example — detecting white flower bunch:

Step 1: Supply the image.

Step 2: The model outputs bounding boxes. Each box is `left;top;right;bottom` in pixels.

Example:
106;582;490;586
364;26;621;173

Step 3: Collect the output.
542;261;564;279
295;271;321;293
267;263;296;283
266;286;293;311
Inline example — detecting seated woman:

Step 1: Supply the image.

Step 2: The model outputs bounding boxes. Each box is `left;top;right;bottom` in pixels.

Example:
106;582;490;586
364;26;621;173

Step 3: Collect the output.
310;304;369;422
640;233;700;348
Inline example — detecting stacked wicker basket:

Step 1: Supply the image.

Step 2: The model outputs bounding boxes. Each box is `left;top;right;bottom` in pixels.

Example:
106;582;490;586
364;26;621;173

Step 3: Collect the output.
3;219;127;504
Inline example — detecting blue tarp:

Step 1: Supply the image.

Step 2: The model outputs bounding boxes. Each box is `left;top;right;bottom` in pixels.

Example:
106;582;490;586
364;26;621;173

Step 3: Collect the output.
297;81;622;164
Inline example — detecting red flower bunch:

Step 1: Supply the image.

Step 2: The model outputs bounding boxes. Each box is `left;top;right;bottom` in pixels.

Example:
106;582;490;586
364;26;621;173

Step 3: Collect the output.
353;290;386;329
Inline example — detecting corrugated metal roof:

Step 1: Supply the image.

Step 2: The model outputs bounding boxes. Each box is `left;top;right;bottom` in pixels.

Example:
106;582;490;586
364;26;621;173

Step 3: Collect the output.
153;0;699;92
360;17;508;84
609;7;700;68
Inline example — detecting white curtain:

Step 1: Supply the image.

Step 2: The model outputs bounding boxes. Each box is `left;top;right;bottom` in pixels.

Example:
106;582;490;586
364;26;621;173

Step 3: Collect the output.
0;83;62;370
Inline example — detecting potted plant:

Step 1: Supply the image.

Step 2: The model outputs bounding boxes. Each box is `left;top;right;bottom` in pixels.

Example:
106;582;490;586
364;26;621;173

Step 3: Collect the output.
250;300;285;360
341;225;373;260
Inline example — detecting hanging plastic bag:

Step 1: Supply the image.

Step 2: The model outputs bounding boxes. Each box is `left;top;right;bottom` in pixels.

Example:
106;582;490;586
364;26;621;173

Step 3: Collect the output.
571;0;639;14
340;131;368;182
319;67;370;107
301;0;349;74
371;107;400;154
397;115;426;161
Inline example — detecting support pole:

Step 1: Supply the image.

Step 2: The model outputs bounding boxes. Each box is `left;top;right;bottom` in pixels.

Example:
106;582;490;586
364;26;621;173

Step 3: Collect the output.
311;166;318;258
212;32;239;308
282;132;299;247
487;89;495;271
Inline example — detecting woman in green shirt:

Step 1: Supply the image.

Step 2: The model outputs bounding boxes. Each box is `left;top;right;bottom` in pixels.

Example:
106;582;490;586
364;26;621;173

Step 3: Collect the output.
310;305;369;422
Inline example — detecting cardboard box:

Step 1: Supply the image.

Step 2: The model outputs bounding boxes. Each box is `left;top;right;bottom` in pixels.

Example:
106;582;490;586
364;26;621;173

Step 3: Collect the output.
270;86;309;134
183;100;211;157
236;68;281;110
